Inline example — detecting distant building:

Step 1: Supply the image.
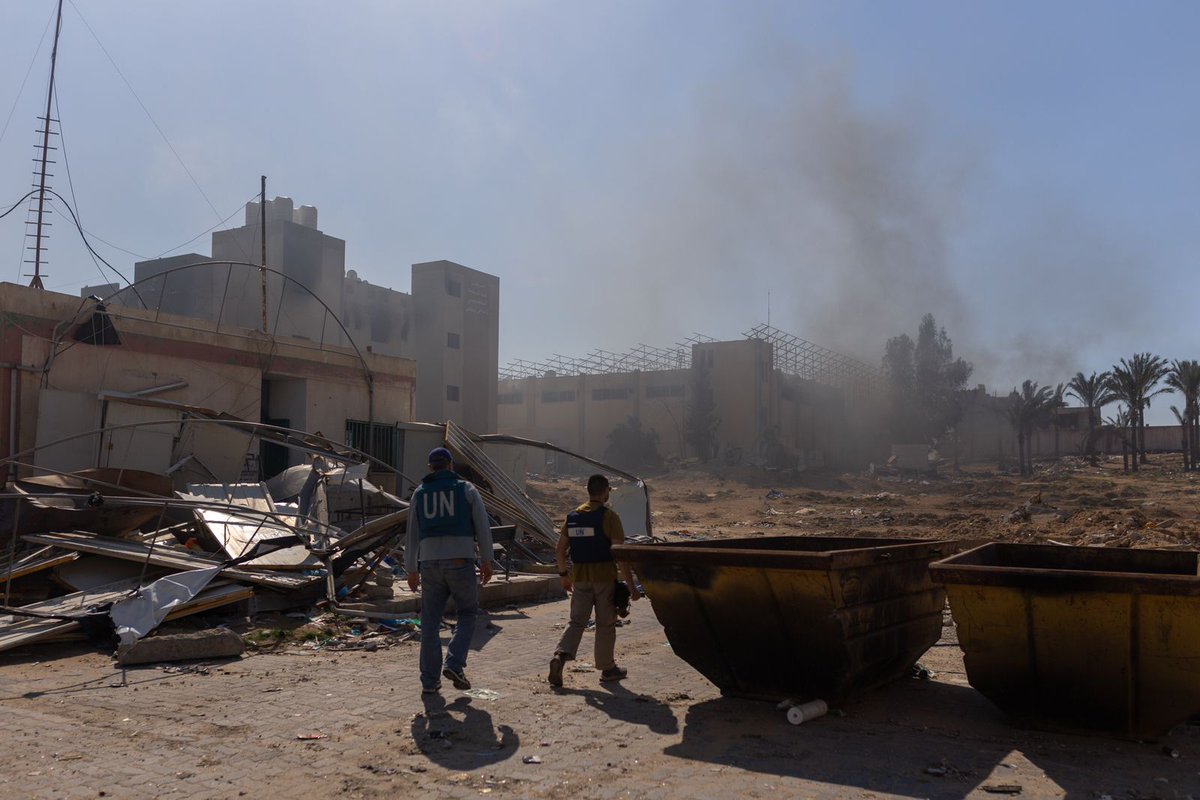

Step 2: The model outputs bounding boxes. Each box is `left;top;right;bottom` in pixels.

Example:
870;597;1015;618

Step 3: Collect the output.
130;197;499;433
411;260;499;434
79;282;119;299
498;333;881;470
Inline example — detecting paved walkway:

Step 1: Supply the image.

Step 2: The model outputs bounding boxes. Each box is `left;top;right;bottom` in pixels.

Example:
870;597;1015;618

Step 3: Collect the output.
0;597;1196;799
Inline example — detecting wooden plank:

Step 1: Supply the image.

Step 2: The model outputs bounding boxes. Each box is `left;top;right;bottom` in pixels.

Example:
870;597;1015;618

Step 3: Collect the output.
332;508;407;553
0;581;253;653
0;550;78;582
22;532;316;591
0;619;79;651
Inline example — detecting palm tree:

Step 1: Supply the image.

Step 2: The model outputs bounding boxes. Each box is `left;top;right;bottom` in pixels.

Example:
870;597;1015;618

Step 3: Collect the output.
1066;371;1115;464
1050;382;1066;458
1006;380;1056;476
1108;354;1169;470
1171;406;1190;470
1165;359;1200;470
1104;407;1133;472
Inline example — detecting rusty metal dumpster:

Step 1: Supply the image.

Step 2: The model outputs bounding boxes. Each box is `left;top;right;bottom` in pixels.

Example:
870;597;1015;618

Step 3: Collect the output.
930;542;1200;738
611;535;954;703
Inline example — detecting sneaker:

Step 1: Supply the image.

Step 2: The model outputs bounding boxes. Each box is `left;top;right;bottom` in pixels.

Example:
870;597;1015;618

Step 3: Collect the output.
548;654;564;687
600;666;627;682
442;667;471;690
422;683;441;695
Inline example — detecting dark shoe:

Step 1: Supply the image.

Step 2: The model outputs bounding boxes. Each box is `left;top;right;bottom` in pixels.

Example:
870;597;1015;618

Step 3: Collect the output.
422;683;441;695
442;667;471;690
600;666;627;682
548;654;564;687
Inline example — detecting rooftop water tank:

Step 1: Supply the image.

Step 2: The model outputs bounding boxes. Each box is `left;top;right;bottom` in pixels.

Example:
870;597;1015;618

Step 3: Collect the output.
268;196;294;222
294;205;318;229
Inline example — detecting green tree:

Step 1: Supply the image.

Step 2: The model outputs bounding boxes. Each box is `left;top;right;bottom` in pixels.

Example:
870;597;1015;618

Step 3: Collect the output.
684;367;719;462
1104;407;1134;473
1066;371;1115;464
1005;380;1056;476
1107;354;1168;470
1165;359;1200;470
604;415;662;473
1171;406;1190;470
882;314;973;443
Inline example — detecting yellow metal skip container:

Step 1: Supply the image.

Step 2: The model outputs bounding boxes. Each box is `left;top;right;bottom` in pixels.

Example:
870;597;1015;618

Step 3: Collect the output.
930;542;1200;738
612;535;954;704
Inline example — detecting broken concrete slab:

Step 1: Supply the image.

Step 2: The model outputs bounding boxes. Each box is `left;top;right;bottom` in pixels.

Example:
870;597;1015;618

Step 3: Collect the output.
117;627;245;665
336;573;564;617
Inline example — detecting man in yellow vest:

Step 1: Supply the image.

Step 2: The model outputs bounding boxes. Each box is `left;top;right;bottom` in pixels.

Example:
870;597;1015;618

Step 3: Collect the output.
548;474;640;687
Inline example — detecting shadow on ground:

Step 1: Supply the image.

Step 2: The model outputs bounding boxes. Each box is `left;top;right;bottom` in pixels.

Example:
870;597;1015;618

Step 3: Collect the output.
665;678;1200;799
556;682;679;735
411;693;519;770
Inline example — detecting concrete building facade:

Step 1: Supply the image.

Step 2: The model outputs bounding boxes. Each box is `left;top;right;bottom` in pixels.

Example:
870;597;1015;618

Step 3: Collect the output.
129;197;499;433
0;282;415;484
412;261;499;434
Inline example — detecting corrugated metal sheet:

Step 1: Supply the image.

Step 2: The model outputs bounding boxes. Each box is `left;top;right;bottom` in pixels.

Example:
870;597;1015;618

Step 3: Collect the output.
444;421;557;546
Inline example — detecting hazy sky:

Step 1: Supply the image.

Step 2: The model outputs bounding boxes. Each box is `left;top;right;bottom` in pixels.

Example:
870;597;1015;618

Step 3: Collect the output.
1;1;1198;420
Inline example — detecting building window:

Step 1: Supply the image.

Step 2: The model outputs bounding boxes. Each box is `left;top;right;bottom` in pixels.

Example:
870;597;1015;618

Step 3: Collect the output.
646;384;685;399
591;387;631;401
446;278;461;297
541;389;576;403
446;332;460;349
498;391;524;405
345;419;402;468
446;385;460;401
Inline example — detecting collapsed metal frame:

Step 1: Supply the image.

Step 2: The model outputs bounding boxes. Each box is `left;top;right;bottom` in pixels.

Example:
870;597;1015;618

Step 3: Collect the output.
499;324;882;395
498;334;714;380
742;324;883;394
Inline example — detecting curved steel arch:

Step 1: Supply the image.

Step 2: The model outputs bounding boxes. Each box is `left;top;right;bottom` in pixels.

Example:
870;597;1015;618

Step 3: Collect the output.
101;259;377;425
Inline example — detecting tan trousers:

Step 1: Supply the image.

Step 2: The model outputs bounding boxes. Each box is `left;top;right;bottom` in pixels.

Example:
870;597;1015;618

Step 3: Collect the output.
554;580;617;671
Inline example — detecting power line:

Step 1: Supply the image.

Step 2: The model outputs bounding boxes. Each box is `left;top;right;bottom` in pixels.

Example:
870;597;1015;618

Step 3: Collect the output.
0;4;56;149
65;0;225;226
153;194;259;259
0;191;38;222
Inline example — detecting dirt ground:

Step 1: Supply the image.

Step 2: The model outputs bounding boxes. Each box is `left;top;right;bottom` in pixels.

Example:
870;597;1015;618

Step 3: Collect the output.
2;455;1200;799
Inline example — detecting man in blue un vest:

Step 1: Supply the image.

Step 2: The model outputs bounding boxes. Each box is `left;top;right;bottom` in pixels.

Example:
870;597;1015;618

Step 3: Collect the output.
406;447;494;694
548;473;641;687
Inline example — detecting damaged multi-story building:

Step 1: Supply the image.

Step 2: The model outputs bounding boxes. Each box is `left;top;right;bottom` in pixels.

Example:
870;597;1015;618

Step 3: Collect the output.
7;196;499;489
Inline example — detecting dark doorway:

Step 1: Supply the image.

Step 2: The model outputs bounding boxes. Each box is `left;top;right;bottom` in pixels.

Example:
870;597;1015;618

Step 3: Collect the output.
260;380;291;479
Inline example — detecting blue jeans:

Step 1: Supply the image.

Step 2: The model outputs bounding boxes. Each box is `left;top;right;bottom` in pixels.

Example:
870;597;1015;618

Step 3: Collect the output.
419;559;480;689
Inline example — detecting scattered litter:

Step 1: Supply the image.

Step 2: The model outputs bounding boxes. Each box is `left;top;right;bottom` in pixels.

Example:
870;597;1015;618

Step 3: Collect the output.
981;785;1022;795
911;663;935;681
295;733;327;740
463;688;500;700
766;489;784;500
522;755;542;764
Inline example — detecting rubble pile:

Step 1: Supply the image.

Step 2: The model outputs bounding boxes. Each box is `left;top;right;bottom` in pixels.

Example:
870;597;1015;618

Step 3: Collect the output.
0;418;650;666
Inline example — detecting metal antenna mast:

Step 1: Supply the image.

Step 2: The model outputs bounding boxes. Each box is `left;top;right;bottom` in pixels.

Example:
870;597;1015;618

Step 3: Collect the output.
260;175;268;332
27;0;65;289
